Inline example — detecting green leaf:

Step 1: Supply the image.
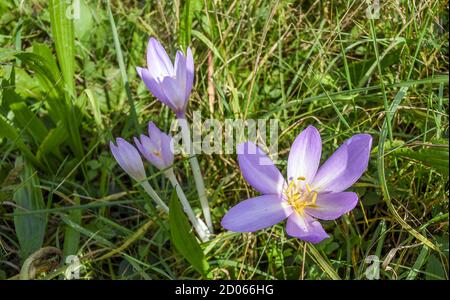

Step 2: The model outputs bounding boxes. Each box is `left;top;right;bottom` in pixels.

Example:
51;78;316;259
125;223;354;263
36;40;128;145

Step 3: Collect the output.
84;89;103;132
63;197;82;258
31;42;61;82
13;157;47;259
179;0;203;51
394;142;449;176
74;0;94;42
425;254;446;280
15;52;65;121
49;0;75;95
1;66;22;114
10;102;49;145
0;114;41;168
49;0;85;160
36;121;67;161
169;191;209;276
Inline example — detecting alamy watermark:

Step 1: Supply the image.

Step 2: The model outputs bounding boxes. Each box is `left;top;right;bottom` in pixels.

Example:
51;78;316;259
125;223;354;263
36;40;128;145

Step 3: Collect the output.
364;255;381;280
65;255;81;279
65;0;80;20
366;0;380;19
169;111;280;165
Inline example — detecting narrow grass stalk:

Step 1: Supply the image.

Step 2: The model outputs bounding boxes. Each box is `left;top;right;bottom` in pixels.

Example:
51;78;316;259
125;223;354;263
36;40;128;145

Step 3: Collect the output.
166;170;210;242
140;181;169;213
106;0;139;133
177;116;213;233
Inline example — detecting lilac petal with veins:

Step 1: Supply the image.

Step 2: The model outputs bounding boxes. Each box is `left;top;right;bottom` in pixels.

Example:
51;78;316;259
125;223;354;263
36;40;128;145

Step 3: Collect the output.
221;195;292;232
136;67;176;111
285;212;329;243
287;125;322;186
304;192;358;220
185;47;194;100
146;38;174;78
312;134;372;193
237;142;286;195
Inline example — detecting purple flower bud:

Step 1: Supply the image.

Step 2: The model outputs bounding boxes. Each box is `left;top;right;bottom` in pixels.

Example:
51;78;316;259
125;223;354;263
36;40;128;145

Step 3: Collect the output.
134;122;174;170
136;38;194;117
110;138;147;181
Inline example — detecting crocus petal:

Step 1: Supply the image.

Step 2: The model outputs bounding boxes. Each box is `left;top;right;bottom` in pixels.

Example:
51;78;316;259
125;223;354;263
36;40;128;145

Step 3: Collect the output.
160;133;174;167
146;37;174;78
110;138;146;181
304;192;358;220
148;121;162;145
161;76;186;113
185;47;194;100
312;134;372;193
287;125;322;187
285;213;329;243
221;195;292;232
135;122;175;170
134;135;165;170
174;51;187;93
237;142;286;195
152;122;173;165
136;67;177;111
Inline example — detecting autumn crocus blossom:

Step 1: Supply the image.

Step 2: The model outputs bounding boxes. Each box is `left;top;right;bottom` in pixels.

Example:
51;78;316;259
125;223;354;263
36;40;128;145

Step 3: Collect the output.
110;138;146;181
136;37;194;117
137;37;213;234
134;122;174;171
221;126;372;244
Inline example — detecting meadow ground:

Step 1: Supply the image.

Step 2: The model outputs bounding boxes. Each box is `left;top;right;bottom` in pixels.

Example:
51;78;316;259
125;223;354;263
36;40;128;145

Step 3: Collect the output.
0;0;448;280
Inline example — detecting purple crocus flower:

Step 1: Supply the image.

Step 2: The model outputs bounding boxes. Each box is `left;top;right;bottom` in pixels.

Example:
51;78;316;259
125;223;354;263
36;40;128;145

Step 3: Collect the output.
110;138;147;182
136;38;194;117
134;122;174;170
221;125;372;244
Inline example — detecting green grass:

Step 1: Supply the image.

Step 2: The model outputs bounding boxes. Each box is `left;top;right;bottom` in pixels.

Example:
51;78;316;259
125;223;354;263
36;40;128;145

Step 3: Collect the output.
0;0;448;280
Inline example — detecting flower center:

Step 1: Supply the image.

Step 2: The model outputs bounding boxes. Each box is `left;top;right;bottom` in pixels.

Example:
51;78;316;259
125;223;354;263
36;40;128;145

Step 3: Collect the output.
153;150;162;158
283;176;318;215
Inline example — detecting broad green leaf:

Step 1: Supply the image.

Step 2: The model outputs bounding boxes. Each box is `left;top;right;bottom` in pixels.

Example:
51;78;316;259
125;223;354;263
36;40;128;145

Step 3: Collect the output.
10;102;49;145
49;0;75;95
15;52;65;123
49;0;85;160
36;121;67;161
1;66;22;114
169;191;209;276
63;197;82;258
425;254;446;280
32;42;61;82
74;0;94;42
0;115;41;168
15;52;63;98
13;157;47;259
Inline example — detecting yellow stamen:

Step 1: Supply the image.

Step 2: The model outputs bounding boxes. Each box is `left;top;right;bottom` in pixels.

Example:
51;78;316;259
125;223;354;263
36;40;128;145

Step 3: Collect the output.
284;177;318;215
311;192;318;205
305;183;312;193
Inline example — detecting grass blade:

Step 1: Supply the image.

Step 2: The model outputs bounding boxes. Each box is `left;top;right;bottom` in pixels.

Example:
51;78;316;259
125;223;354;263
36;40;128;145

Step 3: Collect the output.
13;157;47;259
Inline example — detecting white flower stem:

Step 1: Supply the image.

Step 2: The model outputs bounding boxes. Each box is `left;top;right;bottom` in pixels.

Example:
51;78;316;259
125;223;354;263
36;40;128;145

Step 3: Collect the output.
140;180;169;213
166;170;210;242
178;117;214;233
